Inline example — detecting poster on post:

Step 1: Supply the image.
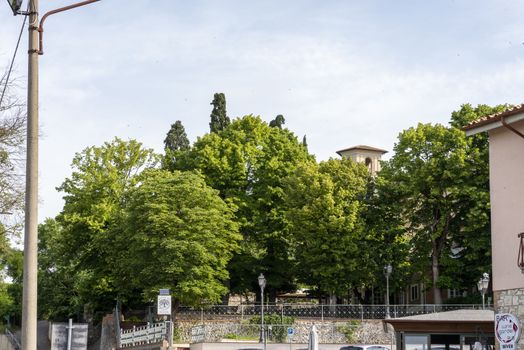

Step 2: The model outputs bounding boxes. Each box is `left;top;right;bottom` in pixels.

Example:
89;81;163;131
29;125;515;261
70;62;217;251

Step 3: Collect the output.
495;313;521;350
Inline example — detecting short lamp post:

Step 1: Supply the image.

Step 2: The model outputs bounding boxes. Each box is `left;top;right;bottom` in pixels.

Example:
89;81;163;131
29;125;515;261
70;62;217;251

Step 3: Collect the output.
384;264;392;319
477;273;490;310
258;273;266;349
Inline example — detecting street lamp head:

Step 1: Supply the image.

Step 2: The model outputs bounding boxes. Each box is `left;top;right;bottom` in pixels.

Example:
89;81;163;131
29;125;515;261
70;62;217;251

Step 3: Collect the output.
6;0;22;15
481;273;490;290
477;273;489;292
258;273;266;290
384;264;392;276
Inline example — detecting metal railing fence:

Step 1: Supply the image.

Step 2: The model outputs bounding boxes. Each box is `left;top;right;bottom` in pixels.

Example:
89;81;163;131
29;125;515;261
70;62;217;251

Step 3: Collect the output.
5;329;21;350
177;303;488;321
119;321;167;348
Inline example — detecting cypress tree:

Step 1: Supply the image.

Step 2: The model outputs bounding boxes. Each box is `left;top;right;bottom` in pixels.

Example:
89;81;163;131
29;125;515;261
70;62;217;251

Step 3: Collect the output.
209;93;230;133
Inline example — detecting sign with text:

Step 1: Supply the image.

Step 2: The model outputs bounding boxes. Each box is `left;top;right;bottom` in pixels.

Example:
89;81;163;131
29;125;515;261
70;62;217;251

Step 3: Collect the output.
495;313;521;350
157;295;172;315
191;325;205;343
50;322;88;350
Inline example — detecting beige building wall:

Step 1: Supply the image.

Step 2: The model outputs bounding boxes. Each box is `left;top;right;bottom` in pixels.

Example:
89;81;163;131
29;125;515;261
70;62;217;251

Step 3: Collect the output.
488;119;524;292
487;118;524;350
337;148;385;175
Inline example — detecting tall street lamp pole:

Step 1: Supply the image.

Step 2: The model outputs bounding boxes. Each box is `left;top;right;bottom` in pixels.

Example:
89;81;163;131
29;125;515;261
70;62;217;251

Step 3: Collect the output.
258;273;266;350
7;1;100;349
384;264;392;319
22;1;39;349
477;273;490;310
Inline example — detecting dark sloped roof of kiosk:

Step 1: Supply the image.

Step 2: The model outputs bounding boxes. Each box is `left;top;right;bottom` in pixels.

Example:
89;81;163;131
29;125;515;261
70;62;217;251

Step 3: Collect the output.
336;145;388;156
384;309;494;333
391;309;494;322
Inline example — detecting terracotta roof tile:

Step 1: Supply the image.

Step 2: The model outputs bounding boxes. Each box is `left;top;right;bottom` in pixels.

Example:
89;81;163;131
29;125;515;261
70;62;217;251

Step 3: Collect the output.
463;104;524;131
336;145;388;155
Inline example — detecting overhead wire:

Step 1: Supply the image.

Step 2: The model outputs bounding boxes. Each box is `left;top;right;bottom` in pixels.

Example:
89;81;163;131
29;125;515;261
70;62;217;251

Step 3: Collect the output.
0;9;29;111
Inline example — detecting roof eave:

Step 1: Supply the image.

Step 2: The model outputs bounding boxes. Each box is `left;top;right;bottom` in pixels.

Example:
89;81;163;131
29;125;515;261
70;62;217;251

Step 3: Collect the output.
465;112;524;136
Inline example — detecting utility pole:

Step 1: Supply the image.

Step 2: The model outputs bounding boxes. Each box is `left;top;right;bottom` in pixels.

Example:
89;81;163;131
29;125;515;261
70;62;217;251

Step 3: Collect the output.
22;0;39;349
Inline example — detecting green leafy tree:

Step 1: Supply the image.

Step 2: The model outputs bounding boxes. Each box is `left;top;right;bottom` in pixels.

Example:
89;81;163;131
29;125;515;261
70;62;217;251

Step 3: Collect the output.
54;138;158;314
176;115;313;299
163;120;190;170
115;169;241;308
437;104;507;291
0;224;20;326
378;121;492;303
209;93;230;133
164;120;190;152
0;72;26;325
38;218;84;320
357;176;412;303
285;158;369;302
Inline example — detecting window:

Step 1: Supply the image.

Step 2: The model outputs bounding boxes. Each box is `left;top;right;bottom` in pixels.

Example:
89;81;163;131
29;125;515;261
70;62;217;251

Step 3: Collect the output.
448;289;466;298
365;157;372;171
410;284;419;301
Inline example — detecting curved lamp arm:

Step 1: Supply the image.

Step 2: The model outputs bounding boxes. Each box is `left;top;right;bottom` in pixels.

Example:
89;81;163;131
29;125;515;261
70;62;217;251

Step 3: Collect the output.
38;0;100;55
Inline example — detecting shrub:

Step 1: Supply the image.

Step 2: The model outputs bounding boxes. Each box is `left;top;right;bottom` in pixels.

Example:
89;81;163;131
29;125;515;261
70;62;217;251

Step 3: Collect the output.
337;320;360;343
248;313;295;342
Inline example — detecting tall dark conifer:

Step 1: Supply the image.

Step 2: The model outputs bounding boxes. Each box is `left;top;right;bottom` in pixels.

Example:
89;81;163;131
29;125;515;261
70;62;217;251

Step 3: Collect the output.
209;93;230;133
164;120;190;152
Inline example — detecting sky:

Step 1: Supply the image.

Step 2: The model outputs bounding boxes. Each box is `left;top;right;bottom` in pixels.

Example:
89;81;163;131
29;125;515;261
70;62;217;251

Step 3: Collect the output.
1;0;524;222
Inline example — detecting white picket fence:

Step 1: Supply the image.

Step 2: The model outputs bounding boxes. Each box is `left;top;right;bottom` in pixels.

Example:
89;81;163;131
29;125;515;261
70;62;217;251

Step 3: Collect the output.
119;321;167;348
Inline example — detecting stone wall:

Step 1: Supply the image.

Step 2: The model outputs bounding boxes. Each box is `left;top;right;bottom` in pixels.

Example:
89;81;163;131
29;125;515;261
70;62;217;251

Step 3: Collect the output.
175;319;395;345
494;288;524;350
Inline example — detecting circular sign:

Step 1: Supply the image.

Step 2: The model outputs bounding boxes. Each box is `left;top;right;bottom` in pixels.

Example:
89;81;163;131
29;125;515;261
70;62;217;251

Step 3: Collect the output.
287;327;294;336
495;313;521;345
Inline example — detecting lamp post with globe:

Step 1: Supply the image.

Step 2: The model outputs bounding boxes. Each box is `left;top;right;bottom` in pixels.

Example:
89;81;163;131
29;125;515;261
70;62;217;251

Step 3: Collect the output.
258;273;267;350
477;273;490;309
384;264;393;319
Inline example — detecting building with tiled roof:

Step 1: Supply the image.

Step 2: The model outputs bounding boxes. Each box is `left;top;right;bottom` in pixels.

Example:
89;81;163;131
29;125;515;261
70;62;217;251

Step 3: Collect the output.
336;145;387;175
463;104;524;350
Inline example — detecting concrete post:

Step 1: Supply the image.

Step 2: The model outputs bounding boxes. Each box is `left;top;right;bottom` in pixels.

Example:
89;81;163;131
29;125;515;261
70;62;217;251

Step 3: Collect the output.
22;1;39;349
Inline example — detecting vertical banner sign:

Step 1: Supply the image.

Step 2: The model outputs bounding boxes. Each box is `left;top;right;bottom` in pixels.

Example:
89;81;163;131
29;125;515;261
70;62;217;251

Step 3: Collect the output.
157;295;172;316
495;313;521;350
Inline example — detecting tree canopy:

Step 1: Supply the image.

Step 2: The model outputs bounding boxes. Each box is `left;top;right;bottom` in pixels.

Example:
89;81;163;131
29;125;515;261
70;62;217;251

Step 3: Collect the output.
377;110;497;303
25;100;504;324
209;93;230;133
115;169;241;306
176;115;313;299
285;158;369;300
163;120;190;170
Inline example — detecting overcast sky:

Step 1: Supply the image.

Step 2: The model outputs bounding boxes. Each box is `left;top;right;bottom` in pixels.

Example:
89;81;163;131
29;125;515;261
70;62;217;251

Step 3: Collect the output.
1;0;524;222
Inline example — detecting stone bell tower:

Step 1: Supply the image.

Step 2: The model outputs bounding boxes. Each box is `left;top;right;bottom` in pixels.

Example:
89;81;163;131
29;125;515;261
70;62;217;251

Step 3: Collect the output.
336;145;387;176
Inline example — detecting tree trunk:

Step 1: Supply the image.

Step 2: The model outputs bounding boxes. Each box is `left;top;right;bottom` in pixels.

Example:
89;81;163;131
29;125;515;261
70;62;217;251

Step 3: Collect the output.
431;239;442;305
329;292;336;313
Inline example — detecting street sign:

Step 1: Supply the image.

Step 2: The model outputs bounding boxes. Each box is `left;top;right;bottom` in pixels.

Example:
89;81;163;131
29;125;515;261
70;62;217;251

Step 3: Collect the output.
6;0;22;14
287;327;294;336
50;321;88;350
495;313;521;350
157;295;172;316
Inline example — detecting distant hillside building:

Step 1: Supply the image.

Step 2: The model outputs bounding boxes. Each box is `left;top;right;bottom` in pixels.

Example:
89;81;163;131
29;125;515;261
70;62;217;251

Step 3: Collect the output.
336;145;387;175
